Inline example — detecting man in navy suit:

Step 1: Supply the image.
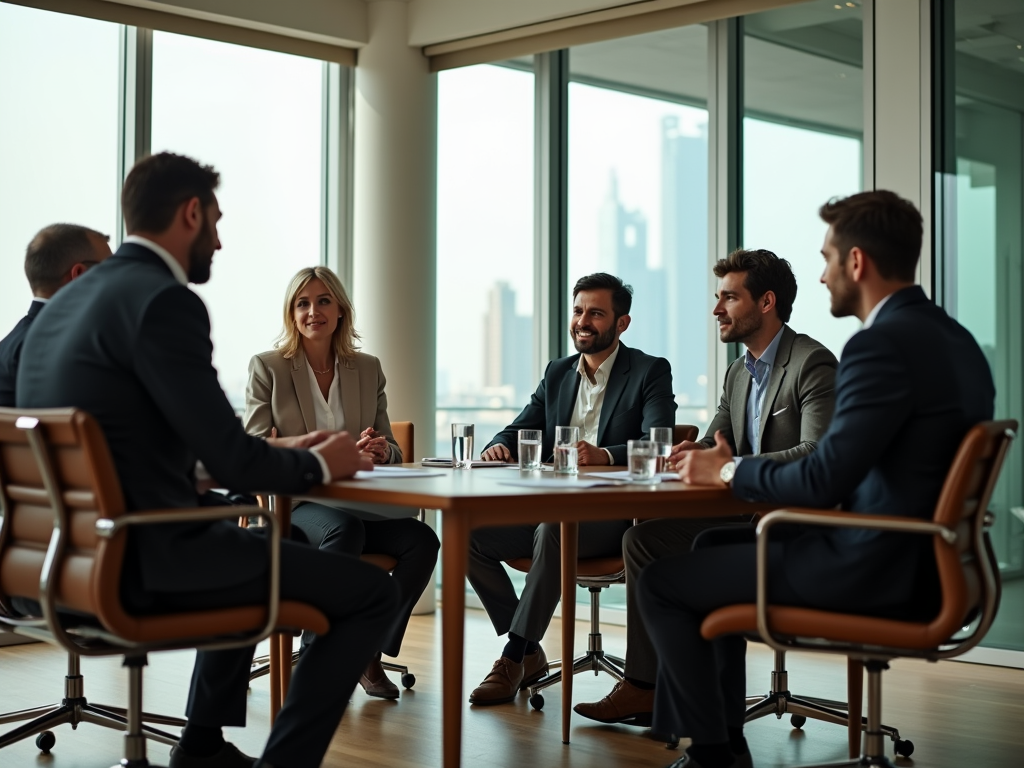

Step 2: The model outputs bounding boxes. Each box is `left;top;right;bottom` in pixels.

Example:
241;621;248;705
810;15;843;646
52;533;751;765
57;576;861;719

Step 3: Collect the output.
0;223;111;406
639;190;995;768
468;273;676;706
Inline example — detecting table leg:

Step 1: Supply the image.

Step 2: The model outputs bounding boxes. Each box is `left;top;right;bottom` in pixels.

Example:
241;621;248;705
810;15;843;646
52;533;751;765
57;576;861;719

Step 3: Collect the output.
280;634;293;709
847;658;863;758
269;495;293;725
441;512;469;768
560;520;578;745
269;636;281;724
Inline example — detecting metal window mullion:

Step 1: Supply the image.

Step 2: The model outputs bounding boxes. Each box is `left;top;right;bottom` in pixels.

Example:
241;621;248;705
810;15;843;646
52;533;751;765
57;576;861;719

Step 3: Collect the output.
116;26;152;245
707;19;743;384
534;50;569;375
322;62;354;286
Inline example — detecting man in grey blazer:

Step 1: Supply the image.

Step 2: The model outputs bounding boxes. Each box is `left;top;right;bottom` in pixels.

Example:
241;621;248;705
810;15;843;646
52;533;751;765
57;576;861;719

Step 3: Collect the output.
575;249;837;728
468;273;676;706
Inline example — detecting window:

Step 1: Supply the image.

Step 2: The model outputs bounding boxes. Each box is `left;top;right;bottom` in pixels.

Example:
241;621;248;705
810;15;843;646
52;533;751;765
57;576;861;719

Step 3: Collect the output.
937;0;1024;652
0;4;120;334
743;1;864;358
436;62;536;456
151;32;325;408
569;25;711;431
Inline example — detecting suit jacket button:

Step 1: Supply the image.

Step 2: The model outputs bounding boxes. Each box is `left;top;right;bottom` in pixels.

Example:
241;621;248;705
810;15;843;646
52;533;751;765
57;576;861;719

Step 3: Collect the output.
304;472;314;481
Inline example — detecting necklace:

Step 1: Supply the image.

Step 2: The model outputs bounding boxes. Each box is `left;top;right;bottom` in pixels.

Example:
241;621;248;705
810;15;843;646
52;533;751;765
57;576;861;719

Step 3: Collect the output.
311;360;333;375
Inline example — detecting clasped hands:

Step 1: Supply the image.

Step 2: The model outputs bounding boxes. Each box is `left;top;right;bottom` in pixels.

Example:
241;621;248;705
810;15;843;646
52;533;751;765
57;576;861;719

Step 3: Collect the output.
669;430;733;487
267;427;377;478
481;440;610;465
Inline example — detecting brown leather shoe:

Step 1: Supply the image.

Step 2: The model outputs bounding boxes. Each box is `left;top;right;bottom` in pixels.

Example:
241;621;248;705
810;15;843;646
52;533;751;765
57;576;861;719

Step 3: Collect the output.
573;679;654;726
469;657;525;705
360;656;400;699
522;646;550;689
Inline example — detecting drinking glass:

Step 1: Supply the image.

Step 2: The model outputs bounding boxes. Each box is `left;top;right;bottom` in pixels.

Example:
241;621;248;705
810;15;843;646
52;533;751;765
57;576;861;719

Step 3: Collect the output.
553;426;579;474
518;429;543;470
628;439;659;483
451;423;474;469
649;427;673;473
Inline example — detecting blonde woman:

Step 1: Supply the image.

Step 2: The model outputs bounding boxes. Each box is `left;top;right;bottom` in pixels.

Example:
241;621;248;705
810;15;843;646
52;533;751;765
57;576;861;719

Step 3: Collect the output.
245;266;439;699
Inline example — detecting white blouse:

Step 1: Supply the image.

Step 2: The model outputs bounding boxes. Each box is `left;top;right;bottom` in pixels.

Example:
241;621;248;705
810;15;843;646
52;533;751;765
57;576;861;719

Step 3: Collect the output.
305;357;345;432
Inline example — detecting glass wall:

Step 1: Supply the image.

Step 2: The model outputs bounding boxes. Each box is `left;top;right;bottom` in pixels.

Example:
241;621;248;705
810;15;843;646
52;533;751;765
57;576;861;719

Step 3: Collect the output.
436;62;536;457
569;25;711;430
743;0;864;358
937;0;1024;652
0;4;120;334
151;33;324;409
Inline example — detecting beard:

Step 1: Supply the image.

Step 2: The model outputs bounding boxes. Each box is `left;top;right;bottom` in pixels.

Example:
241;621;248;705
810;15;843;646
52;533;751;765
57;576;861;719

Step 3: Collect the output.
828;273;860;318
718;310;762;344
186;218;217;284
572;323;618;355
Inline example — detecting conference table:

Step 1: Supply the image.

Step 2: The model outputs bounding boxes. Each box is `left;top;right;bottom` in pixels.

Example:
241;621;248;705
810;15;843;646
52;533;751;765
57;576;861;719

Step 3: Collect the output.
269;465;773;768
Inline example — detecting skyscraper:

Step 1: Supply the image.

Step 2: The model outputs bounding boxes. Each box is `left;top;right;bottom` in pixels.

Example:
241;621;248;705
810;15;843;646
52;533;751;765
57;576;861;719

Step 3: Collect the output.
483;281;533;405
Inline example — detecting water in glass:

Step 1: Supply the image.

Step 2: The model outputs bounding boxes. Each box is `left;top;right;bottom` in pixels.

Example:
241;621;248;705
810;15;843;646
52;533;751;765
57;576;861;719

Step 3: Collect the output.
553;444;578;474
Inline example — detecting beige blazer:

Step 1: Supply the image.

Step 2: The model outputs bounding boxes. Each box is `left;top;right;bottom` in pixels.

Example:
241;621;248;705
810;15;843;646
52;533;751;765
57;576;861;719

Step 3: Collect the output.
244;347;402;464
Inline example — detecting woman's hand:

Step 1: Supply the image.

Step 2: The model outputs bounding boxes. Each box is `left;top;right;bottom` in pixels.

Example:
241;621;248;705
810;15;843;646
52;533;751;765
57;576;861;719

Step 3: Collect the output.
266;427;336;449
357;427;392;464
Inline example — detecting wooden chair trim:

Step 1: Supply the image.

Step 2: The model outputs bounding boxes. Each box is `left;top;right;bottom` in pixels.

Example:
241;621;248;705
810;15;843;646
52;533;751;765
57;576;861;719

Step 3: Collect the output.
362;553;398;572
673;424;699;444
391;421;414;464
506;556;625;579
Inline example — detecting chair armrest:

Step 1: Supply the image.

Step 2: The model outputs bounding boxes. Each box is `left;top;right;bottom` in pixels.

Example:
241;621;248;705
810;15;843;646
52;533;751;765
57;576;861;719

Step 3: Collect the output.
754;508;957;652
95;506;281;647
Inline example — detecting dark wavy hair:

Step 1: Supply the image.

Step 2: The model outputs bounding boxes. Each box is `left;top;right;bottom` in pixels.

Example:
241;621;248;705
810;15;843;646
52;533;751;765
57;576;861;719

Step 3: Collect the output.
713;249;797;323
819;190;922;281
572;273;634;319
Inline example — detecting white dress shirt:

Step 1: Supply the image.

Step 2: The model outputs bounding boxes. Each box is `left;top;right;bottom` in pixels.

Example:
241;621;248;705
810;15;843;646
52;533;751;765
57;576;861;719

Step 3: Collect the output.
306;357;346;432
862;292;895;330
570;343;620;464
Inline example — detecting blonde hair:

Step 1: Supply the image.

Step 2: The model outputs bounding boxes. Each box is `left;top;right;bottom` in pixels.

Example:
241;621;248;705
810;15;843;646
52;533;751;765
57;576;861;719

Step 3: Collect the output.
275;266;361;362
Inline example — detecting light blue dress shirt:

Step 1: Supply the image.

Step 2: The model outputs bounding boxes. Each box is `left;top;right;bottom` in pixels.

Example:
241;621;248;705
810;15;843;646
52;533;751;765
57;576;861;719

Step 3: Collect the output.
743;325;785;456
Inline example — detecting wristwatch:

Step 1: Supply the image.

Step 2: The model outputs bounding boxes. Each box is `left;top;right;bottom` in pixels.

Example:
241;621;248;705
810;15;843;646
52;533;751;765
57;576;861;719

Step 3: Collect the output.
719;460;736;485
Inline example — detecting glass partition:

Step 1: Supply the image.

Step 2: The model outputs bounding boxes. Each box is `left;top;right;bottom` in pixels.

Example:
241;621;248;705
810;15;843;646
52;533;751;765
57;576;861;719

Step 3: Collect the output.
0;4;120;334
743;0;864;358
937;0;1024;652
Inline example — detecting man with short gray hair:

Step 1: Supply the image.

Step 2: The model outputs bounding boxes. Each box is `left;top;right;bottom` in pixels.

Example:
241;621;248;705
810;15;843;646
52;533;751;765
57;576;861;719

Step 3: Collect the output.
0;223;111;406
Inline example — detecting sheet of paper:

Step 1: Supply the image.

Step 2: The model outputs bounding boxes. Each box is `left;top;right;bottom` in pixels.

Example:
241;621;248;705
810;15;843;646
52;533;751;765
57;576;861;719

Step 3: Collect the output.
498;477;630;489
352;468;445;480
584;470;681;481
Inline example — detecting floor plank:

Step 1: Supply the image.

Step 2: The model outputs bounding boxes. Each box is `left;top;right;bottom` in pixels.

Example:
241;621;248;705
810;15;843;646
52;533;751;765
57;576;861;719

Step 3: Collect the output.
1;609;1022;767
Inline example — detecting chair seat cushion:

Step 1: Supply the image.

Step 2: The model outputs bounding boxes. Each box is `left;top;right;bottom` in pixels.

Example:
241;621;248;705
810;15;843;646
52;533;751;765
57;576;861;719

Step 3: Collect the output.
505;557;624;578
362;553;398;572
114;600;329;643
701;604;940;651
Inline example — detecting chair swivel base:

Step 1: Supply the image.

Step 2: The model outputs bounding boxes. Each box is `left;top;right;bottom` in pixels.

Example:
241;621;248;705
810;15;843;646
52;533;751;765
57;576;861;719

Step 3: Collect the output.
526;635;625;715
249;650;416;689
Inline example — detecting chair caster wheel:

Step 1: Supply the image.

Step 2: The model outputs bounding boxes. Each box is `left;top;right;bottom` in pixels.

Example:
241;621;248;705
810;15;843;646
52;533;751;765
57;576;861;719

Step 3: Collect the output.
36;731;56;753
790;715;807;729
894;739;914;757
401;673;416;689
666;736;680;750
529;693;544;710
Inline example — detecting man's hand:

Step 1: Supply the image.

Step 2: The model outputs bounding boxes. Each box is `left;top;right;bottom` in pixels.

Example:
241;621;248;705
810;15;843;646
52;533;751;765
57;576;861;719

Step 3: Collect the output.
356;427;392;464
267;427;335;449
667;439;706;468
677;431;732;486
576;440;610;466
481;444;512;462
315;431;374;479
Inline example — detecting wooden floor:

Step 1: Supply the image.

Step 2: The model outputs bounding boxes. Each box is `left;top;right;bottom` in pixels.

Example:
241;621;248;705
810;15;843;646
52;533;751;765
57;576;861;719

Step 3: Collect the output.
1;609;1023;768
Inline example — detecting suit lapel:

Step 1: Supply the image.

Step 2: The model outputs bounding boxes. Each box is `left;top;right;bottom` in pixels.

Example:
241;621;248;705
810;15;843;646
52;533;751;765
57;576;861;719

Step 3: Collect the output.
597;344;630;444
732;367;752;455
290;349;318;434
557;355;583;427
339;358;360;431
756;326;795;450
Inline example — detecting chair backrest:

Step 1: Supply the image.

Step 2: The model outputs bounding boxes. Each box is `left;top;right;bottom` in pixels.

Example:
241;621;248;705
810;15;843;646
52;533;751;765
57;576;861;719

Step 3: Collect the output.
673;424;699;444
391;421;414;463
0;408;126;628
927;419;1016;652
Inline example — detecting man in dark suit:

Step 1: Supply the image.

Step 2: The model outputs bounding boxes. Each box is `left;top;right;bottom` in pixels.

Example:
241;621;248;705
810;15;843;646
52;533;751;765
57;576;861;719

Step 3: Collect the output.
18;152;399;768
0;223;111;406
468;273;676;706
639;190;995;768
575;250;836;728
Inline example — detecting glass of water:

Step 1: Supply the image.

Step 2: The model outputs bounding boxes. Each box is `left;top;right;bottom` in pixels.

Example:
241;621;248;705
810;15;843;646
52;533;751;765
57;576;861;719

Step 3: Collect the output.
518;429;542;470
628;439;659;483
553;426;579;474
451;423;474;469
649;427;673;473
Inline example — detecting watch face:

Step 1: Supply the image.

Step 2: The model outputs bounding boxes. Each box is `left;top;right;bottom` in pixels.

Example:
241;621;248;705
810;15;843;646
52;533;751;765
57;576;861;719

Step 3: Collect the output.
720;461;736;483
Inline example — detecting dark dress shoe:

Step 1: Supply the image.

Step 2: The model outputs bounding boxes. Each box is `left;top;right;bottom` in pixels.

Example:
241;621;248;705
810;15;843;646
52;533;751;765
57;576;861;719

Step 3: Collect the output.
360;657;400;699
169;741;256;768
469;657;524;705
665;750;755;768
574;679;654;726
521;646;549;689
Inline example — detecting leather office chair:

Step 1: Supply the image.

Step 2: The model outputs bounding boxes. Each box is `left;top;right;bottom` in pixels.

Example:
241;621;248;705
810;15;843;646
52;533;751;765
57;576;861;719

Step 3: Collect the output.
701;419;1016;767
0;408;330;768
518;424;700;712
250;420;419;690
